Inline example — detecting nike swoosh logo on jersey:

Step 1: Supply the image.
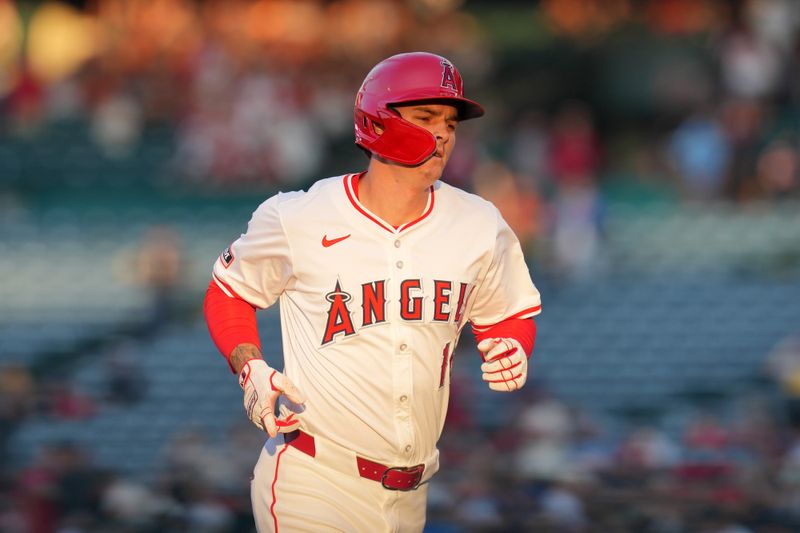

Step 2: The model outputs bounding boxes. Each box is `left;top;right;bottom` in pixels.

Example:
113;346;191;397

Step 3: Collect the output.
322;234;351;247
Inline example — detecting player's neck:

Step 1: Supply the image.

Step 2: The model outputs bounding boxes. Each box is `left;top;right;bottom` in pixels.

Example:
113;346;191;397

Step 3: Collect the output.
359;165;434;227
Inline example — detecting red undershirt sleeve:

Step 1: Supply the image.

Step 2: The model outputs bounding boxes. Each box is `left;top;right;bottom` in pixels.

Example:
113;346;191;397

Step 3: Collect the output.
203;279;261;373
472;317;536;358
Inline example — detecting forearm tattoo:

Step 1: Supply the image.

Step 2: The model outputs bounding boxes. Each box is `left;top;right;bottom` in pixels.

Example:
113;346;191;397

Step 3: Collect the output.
230;343;263;374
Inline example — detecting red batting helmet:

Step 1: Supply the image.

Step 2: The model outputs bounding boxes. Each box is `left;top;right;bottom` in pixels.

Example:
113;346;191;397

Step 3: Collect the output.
354;52;484;166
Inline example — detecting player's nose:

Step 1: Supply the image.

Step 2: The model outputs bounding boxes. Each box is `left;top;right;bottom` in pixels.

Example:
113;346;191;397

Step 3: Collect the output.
432;121;451;143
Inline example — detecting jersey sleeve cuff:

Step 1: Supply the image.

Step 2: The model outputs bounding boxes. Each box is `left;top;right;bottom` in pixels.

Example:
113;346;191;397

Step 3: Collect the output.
212;272;264;310
470;304;541;334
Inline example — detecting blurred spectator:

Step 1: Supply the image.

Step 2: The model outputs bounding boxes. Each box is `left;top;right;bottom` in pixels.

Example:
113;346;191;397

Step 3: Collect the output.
754;136;800;199
102;342;148;407
509;111;550;183
16;442;105;533
41;380;96;421
539;478;588;532
89;91;143;159
538;101;607;279
617;426;681;470
133;225;184;334
16;445;62;533
5;70;45;137
669;109;732;200
101;476;176;528
513;387;575;480
55;448;111;528
452;477;503;530
550;178;605;280
0;365;34;466
720;26;782;100
746;0;800;53
765;332;800;427
548;102;600;187
160;428;239;503
184;484;236;533
719;97;766;200
0;490;26;533
472;160;543;255
684;412;732;458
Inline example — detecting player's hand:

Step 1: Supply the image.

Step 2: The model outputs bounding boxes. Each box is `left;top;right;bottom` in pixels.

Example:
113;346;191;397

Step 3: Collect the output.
478;338;528;392
238;359;306;437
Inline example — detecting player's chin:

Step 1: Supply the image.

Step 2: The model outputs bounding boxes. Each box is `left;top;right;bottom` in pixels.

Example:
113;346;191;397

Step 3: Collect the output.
420;153;448;176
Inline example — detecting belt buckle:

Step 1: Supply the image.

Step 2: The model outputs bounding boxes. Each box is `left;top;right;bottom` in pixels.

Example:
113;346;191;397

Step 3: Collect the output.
381;464;424;491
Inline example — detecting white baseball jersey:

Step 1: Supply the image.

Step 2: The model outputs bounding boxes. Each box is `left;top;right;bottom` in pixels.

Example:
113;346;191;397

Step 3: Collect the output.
212;173;541;477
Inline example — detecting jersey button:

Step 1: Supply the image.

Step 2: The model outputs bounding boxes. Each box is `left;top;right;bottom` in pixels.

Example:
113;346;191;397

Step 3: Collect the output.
399;343;407;351
396;260;404;269
405;445;412;453
400;395;408;402
394;240;401;248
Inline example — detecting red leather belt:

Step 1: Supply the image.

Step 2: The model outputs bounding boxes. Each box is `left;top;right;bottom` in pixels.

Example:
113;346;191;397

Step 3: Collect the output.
284;430;424;491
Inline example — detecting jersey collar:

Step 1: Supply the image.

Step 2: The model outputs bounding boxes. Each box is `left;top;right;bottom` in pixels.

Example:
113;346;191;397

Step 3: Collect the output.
343;173;435;234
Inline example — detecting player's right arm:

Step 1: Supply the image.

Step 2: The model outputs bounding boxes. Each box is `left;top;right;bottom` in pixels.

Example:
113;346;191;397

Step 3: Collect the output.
204;281;305;437
203;193;305;436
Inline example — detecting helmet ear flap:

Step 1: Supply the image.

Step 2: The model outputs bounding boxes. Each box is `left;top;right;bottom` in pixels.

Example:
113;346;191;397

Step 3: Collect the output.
365;112;437;166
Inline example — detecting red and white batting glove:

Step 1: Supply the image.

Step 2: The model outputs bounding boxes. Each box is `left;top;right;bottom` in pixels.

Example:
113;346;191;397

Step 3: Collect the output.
238;359;306;437
478;338;528;392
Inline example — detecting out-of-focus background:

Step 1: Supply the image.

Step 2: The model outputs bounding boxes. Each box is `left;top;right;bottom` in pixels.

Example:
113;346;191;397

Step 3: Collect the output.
1;0;800;531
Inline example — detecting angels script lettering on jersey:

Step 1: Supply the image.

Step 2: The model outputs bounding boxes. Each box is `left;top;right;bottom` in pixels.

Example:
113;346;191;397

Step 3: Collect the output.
321;279;471;345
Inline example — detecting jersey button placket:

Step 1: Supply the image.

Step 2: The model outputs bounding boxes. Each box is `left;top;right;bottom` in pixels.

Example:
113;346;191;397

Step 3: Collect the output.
393;236;404;270
391;235;414;459
395;339;413;456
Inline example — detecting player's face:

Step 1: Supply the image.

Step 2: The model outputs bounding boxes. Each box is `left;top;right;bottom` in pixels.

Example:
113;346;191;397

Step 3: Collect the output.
395;103;458;176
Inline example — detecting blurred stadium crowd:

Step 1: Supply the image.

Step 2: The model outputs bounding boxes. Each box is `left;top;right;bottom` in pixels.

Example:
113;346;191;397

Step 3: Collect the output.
2;0;800;531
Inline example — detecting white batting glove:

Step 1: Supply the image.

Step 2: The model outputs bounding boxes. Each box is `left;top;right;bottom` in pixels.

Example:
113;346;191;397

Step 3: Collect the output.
478;338;528;392
238;359;306;437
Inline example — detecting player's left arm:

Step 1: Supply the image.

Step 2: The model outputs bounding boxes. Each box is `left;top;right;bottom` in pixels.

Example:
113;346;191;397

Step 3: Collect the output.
469;208;541;392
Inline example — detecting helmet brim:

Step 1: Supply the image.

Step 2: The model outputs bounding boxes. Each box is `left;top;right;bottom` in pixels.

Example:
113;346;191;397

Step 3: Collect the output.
390;97;485;121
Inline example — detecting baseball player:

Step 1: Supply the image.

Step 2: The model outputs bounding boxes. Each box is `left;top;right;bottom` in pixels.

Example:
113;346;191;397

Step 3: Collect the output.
204;52;541;532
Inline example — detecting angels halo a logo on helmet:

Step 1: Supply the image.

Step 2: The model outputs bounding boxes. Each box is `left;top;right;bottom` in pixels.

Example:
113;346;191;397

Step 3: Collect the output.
440;59;458;92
